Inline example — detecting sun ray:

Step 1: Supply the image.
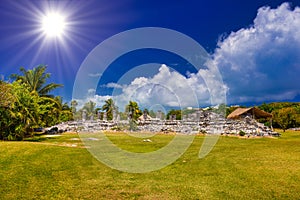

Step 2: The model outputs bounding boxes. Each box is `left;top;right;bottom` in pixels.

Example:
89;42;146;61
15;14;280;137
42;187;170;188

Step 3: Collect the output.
0;0;124;100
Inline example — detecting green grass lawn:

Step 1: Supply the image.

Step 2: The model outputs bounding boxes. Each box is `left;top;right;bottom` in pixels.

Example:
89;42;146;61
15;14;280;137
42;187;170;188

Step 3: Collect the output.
0;130;299;199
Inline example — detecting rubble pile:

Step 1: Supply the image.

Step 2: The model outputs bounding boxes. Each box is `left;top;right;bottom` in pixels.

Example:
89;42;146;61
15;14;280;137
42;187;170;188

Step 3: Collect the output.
49;109;279;137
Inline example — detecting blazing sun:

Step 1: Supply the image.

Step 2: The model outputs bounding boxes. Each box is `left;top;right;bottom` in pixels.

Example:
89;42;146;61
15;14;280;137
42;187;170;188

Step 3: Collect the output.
41;12;66;38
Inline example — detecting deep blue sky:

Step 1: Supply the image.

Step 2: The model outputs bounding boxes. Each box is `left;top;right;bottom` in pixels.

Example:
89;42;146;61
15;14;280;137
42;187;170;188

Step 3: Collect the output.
0;0;300;107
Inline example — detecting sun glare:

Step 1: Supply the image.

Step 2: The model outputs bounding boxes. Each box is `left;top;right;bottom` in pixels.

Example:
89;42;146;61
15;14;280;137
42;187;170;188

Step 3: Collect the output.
42;12;66;38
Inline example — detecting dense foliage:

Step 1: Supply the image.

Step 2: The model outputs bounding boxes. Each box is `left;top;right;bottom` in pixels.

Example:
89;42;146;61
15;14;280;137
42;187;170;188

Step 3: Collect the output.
259;102;300;131
166;109;182;120
0;66;73;140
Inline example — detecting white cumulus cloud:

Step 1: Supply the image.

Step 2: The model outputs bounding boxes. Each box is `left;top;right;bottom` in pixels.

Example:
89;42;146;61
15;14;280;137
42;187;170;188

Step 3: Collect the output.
76;63;227;111
109;64;227;110
215;2;300;103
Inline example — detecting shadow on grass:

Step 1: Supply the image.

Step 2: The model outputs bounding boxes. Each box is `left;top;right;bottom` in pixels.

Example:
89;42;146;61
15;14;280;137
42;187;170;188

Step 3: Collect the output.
23;136;48;142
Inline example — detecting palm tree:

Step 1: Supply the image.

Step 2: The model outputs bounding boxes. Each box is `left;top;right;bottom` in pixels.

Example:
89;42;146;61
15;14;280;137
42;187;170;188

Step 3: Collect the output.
102;98;116;120
83;100;96;119
11;65;62;97
125;101;142;121
71;100;78;114
5;81;40;140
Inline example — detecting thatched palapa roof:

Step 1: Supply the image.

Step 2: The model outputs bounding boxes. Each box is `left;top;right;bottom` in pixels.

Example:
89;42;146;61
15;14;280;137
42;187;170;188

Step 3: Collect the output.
227;107;272;119
138;114;153;121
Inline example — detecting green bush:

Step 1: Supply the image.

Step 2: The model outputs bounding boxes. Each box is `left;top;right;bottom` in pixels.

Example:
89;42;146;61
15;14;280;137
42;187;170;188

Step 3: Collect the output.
111;126;123;131
239;130;246;136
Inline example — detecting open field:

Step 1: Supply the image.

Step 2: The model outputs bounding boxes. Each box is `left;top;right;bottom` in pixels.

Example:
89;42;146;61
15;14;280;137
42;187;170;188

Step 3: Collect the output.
0;130;300;199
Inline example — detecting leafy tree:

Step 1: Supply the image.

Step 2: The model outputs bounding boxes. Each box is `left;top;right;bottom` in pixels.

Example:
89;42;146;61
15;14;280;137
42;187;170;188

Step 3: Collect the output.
143;108;149;115
0;81;14;108
83;100;96;120
118;111;128;120
260;102;300;113
149;110;156;118
0;81;40;140
55;96;73;122
259;103;274;113
272;107;297;132
258;102;300;128
214;103;227;117
11;65;62;97
102;98;116;120
0;81;15;140
167;109;181;120
38;96;59;127
37;96;73;126
182;108;194;116
71;100;83;121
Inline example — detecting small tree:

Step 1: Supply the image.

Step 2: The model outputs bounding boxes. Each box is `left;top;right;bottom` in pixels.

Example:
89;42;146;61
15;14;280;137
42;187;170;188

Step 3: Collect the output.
71;100;78;114
167;109;182;120
272;107;297;132
102;98;116;120
125;101;142;121
149;110;156;118
83;100;96;120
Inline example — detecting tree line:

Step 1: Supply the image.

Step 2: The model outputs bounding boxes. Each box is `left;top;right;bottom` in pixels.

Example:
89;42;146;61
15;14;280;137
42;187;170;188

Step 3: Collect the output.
71;99;144;122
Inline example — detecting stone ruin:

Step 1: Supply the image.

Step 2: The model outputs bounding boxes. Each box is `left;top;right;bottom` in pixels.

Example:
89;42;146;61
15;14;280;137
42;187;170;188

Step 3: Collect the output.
50;108;279;137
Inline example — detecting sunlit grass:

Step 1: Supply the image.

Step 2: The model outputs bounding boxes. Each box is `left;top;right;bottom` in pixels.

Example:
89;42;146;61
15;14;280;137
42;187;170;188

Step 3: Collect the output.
0;130;299;199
